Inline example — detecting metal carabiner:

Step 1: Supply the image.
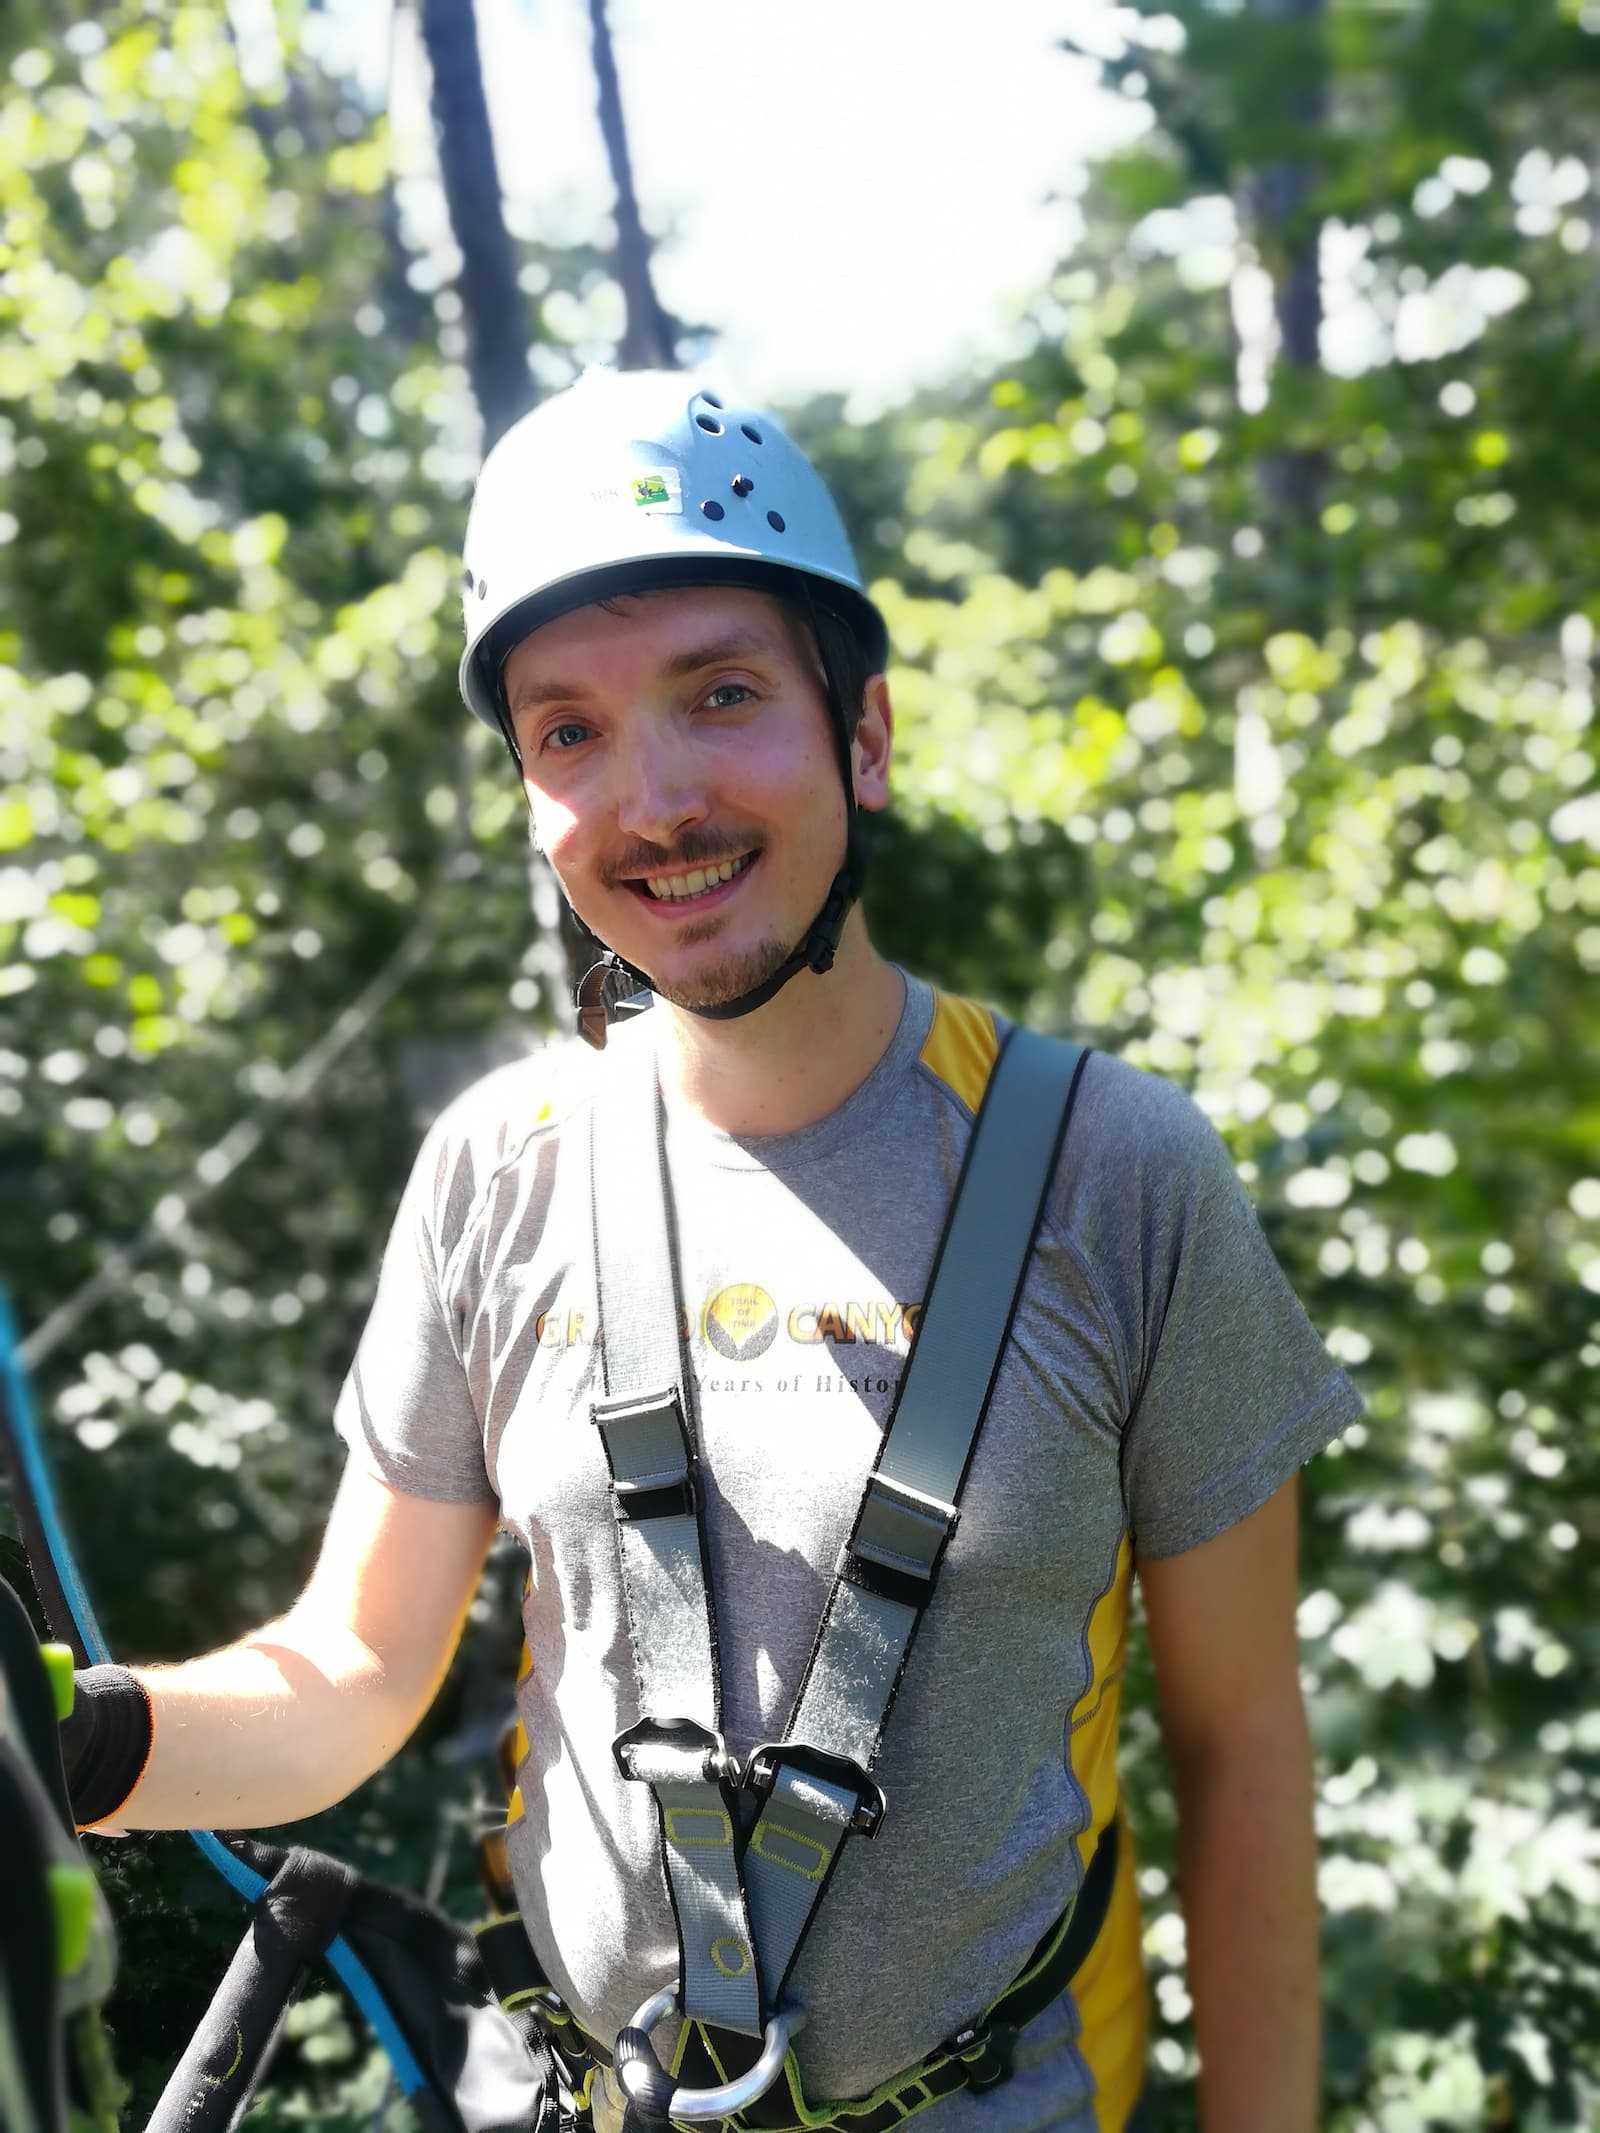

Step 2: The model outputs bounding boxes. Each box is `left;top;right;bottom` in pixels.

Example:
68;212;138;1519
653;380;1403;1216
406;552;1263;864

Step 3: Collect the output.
612;1989;803;2125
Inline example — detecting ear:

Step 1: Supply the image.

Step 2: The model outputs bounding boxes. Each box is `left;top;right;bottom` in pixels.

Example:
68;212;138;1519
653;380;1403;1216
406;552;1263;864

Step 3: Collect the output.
850;674;893;812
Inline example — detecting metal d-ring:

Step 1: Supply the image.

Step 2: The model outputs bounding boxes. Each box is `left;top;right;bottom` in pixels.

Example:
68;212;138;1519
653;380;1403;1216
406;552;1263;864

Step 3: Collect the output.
613;1988;803;2124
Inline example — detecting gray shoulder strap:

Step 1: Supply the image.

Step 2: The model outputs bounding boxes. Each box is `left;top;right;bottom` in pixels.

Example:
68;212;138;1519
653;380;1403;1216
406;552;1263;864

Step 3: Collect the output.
881;1024;1091;1502
740;1025;1092;2002
587;1030;766;2039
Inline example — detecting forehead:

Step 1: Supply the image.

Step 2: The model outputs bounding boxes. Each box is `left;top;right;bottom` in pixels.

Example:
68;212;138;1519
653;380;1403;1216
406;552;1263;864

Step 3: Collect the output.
501;584;814;701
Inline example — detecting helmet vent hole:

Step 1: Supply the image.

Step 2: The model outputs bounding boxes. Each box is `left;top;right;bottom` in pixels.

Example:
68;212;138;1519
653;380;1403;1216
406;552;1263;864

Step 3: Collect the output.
462;570;475;593
731;475;754;497
695;414;724;435
766;510;786;533
478;580;489;599
741;424;763;444
701;392;724;410
700;499;726;521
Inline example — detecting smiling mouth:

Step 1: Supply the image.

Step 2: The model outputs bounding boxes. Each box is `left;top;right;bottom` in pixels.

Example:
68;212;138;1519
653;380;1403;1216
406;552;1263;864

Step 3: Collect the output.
627;851;758;905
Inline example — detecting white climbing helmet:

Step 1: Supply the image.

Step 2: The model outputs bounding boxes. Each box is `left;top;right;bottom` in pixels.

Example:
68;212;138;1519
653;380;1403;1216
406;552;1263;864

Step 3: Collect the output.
457;366;889;730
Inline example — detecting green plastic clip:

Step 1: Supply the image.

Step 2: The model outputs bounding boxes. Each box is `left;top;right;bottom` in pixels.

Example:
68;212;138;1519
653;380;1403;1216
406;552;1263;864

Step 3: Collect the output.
49;1860;95;1978
41;1643;75;1722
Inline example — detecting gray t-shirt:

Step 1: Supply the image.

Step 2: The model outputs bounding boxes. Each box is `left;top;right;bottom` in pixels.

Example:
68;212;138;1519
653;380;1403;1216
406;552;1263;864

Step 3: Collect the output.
336;971;1365;2133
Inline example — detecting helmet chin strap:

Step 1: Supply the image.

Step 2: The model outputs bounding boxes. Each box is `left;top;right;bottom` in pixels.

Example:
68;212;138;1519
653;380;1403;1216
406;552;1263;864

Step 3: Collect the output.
574;823;862;1050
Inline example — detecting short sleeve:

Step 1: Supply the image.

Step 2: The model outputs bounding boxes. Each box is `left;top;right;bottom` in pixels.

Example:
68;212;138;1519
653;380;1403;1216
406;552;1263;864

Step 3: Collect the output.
333;1117;498;1507
1115;1081;1366;1561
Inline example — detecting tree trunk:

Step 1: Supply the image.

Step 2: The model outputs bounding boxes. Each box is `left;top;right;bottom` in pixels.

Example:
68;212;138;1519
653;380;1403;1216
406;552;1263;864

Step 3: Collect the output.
411;0;579;1011
587;0;680;368
1247;0;1329;539
416;0;533;448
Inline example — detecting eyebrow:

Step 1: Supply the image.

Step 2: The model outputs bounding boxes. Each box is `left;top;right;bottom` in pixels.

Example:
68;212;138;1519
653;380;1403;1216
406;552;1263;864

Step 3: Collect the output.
506;628;791;718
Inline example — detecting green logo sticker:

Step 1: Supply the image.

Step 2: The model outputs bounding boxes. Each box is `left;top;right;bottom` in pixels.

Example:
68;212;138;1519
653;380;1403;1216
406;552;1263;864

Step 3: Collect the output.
627;467;682;515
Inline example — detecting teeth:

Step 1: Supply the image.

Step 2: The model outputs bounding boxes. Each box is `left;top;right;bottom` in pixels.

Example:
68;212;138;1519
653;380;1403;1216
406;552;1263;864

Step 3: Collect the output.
645;854;750;900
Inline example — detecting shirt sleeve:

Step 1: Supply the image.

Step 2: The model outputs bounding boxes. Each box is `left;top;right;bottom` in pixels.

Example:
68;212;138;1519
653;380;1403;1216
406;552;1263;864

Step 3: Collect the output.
1111;1070;1367;1561
333;1114;498;1507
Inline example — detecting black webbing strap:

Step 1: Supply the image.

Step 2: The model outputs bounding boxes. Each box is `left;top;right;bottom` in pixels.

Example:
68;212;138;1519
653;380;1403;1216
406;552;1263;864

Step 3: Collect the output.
145;1846;359;2133
475;1914;565;2017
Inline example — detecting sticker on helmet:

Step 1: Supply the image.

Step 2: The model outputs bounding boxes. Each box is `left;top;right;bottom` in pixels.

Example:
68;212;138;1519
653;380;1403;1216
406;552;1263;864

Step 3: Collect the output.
631;468;682;514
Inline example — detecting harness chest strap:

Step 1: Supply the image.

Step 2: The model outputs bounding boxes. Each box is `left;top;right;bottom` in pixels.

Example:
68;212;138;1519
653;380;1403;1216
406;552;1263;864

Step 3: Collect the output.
586;1015;1096;2115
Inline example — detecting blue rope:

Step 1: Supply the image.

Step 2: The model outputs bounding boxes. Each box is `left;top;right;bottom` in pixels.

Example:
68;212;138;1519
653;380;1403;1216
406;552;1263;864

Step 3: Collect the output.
1;1289;111;1667
0;1287;432;2102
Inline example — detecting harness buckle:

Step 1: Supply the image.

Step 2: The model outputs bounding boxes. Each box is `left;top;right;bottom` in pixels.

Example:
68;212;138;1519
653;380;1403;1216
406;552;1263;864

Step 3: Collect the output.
575;955;652;1051
591;1390;695;1523
943;2015;1018;2092
837;1472;959;1612
611;1471;696;1522
741;1741;886;1837
612;1717;739;1790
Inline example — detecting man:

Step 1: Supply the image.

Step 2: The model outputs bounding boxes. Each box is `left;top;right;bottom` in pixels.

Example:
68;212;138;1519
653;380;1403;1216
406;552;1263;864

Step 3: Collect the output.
68;369;1365;2133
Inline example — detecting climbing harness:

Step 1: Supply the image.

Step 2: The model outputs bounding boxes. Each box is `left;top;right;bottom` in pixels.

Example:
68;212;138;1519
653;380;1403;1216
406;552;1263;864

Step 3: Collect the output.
454;368;891;1044
468;1013;1108;2131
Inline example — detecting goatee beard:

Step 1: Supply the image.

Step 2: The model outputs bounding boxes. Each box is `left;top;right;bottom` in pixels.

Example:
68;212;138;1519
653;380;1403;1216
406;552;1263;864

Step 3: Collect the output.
645;932;794;1014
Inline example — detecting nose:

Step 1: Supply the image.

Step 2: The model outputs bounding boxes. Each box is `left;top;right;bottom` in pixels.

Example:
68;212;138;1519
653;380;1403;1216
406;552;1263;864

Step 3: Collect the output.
610;725;708;849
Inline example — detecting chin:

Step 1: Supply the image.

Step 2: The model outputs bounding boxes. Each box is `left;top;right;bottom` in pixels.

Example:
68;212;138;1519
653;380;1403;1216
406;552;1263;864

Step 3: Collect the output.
642;934;795;1014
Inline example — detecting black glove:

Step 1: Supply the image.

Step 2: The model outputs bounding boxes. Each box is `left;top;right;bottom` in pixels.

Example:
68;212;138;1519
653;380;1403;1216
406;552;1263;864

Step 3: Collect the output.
58;1664;152;1827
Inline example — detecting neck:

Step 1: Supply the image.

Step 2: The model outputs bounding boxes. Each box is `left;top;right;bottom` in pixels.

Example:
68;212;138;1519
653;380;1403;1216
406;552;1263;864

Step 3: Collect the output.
654;913;906;1137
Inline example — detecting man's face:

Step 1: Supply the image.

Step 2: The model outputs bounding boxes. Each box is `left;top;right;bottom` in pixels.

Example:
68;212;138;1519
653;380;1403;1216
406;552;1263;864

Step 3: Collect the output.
502;585;888;1014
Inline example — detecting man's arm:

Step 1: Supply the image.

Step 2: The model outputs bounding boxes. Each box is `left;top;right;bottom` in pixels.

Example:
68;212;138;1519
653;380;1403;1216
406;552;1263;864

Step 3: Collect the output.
92;1461;499;1833
1135;1476;1320;2133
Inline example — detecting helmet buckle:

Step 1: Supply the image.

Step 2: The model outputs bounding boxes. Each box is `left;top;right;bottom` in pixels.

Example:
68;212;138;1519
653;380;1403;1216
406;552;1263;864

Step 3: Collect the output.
576;957;653;1051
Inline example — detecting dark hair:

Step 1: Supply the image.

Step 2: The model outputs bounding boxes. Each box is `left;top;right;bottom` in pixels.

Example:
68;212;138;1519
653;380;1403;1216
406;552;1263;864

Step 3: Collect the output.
789;586;877;743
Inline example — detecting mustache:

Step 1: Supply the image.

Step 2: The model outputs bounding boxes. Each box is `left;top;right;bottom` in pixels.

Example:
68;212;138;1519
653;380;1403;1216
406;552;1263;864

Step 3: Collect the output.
599;830;761;887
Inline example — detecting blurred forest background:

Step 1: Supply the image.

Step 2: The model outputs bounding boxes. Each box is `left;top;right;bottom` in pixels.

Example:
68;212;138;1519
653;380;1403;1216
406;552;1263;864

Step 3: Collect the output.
2;0;1598;2127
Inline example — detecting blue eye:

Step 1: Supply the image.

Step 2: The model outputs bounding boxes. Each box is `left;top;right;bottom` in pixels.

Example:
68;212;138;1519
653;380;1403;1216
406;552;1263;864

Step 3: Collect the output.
545;721;590;752
705;684;752;710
